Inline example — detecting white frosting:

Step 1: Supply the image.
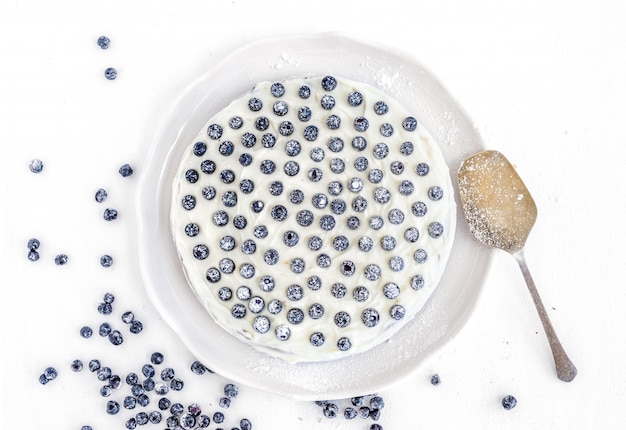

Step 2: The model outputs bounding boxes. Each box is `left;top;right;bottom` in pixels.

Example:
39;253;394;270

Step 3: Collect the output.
171;76;455;362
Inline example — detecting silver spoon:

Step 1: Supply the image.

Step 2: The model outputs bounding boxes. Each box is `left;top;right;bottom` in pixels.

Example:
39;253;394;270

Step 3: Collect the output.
457;150;577;382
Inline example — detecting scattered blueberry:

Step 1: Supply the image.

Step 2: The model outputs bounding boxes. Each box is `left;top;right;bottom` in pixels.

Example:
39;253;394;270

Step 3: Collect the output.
501;395;518;410
29;158;44;173
70;359;83;372
118;163;133;177
129;320;143;334
431;373;441;386
150;351;164;365
97;35;110;49
100;254;113;267
106;400;120;415
104;67;117;80
28;250;40;262
103;208;118;221
108;330;124;345
27;238;40;250
54;254;68;265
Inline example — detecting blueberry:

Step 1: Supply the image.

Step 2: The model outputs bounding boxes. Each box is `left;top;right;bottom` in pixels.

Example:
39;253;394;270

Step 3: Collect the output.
361;308;380;327
100;385;112;397
326;115;341;130
97;366;112;381
364;264;381;281
54;253;69;265
94;188;108;203
373;142;389;159
213;210;229;226
217;140;234;156
353;286;369;302
129;320;143;334
414;249;428;263
271;205;288;221
142;363;155;378
390;161;404;175
88;359;100;372
99;322;112;337
190;361;207;375
400;141;414;155
263;249;280;266
373;101;389;115
370;424;383;430
197;415;211;428
430;373;441;386
28;159;44;173
97;35;110;49
415;162;430;176
104;67;117;80
155;381;169;395
353;116;369;132
219;257;235;274
106;400;120;415
220;169;235;184
70;359;83;372
224;382;239;398
328;180;343;195
185;169;199;183
309;193;327;209
28;250;40;262
240;418;252;430
411;201;428;217
259;159;276;175
279;121;294;136
43;366;57;381
428;185;443;201
207;123;223;140
165;416;179;428
380;123;394;137
299;85;311;98
200;160;216;174
354;156;369;171
170;378;184;391
38;373;49;385
248;296;264;313
170;403;184;415
109;330;124;345
340;260;356;276
369;215;384;230
219;396;231;409
337;337;352;351
310;332;325;347
308;235;323;251
180;414;196;428
213;412;225;424
241;239;256;255
370;396;385;410
241;132;257;148
303;125;319;141
283;160;299;176
319;214;336;231
334;311;350;328
321;75;337;90
330;199;346;215
310;147;325;162
373;187;391;204
233;215;247;230
188;403;202;416
270;82;286;97
428;221;444;238
344;407;358;419
388;208;405;224
320;94;335;110
333;235;350;251
346;215;361;229
255;116;270;131
411;275;425;290
229;116;243;129
298;106;312;121
296;209;314;227
149;411;162;424
221;190;237;207
121;311;135;324
268;299;282;314
390;304;406;320
261;133;276;148
348;91;363;106
331;283;347;299
158;397;171;410
308;303;324;320
358;236;373;252
287;308;304;324
403;116;418;131
322;402;339;418
254;225;268;239
119;163;134;177
287;284;304;301
273;101;289;116
193;141;207;156
502;395;517;410
289;189;304;204
100;254;113;267
330;158;346;175
103;207;119;220
398;180;414;196
283;230;299;247
231;303;246;319
268;181;283;196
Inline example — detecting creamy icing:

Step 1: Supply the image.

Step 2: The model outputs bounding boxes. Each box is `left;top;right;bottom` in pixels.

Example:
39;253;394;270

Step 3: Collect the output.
170;75;455;362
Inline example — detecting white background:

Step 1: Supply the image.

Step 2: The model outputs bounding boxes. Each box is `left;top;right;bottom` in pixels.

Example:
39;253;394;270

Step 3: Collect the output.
1;1;625;429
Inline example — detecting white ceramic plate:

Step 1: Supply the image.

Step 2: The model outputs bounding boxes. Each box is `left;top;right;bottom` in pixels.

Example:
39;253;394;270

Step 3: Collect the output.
136;32;492;401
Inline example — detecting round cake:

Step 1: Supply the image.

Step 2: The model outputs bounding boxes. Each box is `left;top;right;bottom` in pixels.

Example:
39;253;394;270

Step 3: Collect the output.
170;75;455;362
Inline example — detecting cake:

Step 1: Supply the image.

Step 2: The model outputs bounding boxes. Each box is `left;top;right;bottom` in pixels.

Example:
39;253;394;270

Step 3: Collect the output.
170;75;455;362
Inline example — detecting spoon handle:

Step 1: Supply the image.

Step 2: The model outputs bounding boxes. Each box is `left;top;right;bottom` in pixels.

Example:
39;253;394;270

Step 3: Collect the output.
513;250;577;382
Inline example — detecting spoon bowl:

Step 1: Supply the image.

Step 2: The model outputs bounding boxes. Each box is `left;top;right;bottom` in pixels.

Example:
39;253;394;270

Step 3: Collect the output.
458;150;577;382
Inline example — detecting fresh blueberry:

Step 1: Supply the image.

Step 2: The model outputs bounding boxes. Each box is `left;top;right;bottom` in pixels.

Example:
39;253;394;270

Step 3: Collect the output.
299;85;311;98
268;181;283;196
161;367;175;380
229;116;243;129
151;351;164;365
373;101;389;115
125;419;137;430
319;214;336;231
100;385;112;397
398;180;414;196
348;91;363;106
353;116;369;132
240;418;252;430
108;330;124;345
358;236;374;252
155;381;169;395
259;159;276;175
279;120;295;136
411;275;425;290
283;160;299;176
28;250;40;262
224;382;239;398
54;254;69;265
158;397;171;410
213;412;225;424
149;411;162;424
388;208;405;225
411;201;428;217
334;311;350;328
121;311;135;324
337;337;352;351
308;235;323;251
346;215;361;229
193;141;207;156
330;199;346;215
27;158;44;174
273;101;289;116
97;366;112;381
368;169;384;184
106;400;120;415
359;406;370;419
331;283;347;299
97;35;110;49
364;264;381;281
99;322;112;337
43;366;57;381
344;407;358;419
200;160;216;174
320;94;335;110
414;249;428;264
28;238;40;250
38;373;49;385
103;207;119;220
261;132;276;148
354;156;369;172
270;82;286;97
98;302;113;315
322;402;338;418
207;123;223;140
361;308;380;327
220;169;235;184
219;396;231;408
88;359;100;372
190;361;207;375
370;424;383;430
255;116;270;131
119;163;134;177
369;215;384;230
373;142;389;159
70;359;83;372
380;123;394;137
415;162;430;176
298;106;312;122
180;414;196;428
290;258;305;273
330;157;345;174
233;216;247;231
296;209;314;227
241;132;256;148
403;116;418;131
286;284;303;300
142;364;155;378
400;141;414;155
353;286;369;302
502;395;517;410
100;254;113;267
431;373;441;386
287;308;304;324
136;393;150;407
263;249;279;266
370;396;385;410
170;402;184;416
428;221;444;238
310;332;325;347
104;67;117;80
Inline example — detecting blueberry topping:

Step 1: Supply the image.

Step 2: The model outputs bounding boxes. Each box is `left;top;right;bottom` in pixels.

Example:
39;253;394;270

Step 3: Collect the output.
373;142;389;159
310;332;325;347
414;249;428;264
287;308;304;324
248;97;262;111
502;395;517;410
95;188;108;202
334;311;351;328
54;253;69;265
337;337;352;351
103;207;119;220
303;125;319;141
380;123;394;137
229;116;243;129
353;286;369;302
273;101;289;116
298;85;311;98
181;195;195;211
241;132;256;148
326;115;341;130
331;283;347;299
289;189;304;204
320;95;335;110
308;235;323;251
415;162;430;176
348;91;363;106
200;159;216;174
428;221;444;238
353;116;369;132
202;186;216;201
361;308;380;327
219;140;234;155
100;254;114;267
106;400;120;415
275;325;291;341
119;163;134;177
255;116;270;131
193;141;207;156
321;75;337;91
403;116;418;131
411;201;428;217
373;101;389;115
279;120;294;136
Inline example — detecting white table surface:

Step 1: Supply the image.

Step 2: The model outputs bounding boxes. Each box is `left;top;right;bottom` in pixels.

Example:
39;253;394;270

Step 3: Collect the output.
2;1;625;429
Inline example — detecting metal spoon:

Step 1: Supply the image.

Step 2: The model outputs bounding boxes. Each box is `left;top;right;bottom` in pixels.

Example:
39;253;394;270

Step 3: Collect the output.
457;150;577;382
